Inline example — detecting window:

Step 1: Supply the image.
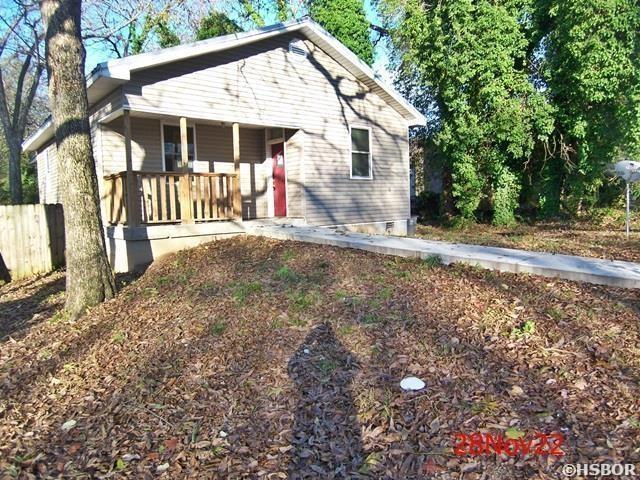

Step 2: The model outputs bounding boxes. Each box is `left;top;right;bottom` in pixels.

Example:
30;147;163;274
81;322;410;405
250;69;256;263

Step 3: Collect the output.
163;124;195;171
350;127;372;179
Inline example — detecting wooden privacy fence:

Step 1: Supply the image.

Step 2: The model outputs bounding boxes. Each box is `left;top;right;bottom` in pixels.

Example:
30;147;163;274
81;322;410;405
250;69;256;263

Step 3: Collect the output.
0;204;65;281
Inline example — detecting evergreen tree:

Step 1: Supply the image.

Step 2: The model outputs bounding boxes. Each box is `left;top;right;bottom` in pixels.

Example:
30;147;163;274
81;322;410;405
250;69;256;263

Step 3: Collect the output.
310;0;374;65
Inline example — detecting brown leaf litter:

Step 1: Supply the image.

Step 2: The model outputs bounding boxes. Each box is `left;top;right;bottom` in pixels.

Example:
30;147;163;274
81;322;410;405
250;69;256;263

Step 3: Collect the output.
0;235;639;478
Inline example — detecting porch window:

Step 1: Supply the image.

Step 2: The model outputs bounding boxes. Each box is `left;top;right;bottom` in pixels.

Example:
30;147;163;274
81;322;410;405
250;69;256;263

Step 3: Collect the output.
163;124;195;171
350;126;372;179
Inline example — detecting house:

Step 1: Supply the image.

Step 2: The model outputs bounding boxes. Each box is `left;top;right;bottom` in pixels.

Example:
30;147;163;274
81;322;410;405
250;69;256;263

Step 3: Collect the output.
23;18;426;272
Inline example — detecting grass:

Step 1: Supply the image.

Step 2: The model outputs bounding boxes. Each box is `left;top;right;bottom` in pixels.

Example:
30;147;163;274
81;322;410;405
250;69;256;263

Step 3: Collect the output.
231;281;262;304
210;320;227;336
111;331;126;343
317;357;337;376
287;289;319;312
511;319;536;339
274;265;300;284
421;254;443;268
1;236;639;478
288;316;308;328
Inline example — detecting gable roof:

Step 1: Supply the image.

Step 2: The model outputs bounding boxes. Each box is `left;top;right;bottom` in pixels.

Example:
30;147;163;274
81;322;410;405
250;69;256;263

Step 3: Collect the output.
24;17;425;152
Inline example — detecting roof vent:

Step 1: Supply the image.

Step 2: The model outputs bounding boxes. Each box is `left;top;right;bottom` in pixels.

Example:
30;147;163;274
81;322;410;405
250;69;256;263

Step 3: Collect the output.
289;39;308;61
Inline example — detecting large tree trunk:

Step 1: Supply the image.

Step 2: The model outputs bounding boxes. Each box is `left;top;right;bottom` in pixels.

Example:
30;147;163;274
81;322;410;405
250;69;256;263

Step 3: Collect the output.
40;0;115;318
6;134;22;204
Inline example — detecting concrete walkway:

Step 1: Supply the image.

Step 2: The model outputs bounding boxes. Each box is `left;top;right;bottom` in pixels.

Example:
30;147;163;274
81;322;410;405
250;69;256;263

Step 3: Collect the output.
245;224;640;289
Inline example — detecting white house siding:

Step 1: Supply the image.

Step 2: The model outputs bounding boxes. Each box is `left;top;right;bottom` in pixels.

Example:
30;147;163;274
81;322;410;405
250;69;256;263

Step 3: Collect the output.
284;129;304;218
100;116;164;174
35;141;61;204
123;33;410;226
35;88;123;206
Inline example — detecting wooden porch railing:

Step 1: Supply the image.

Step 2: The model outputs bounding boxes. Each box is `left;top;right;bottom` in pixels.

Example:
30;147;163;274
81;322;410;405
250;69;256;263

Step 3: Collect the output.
104;171;241;226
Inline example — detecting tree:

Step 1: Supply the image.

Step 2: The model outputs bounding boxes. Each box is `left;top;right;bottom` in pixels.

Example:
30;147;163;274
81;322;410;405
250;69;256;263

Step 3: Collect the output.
154;12;180;48
0;0;44;204
383;0;554;224
40;0;115;318
130;9;180;54
535;0;640;214
310;0;374;65
0;137;41;204
82;0;185;57
195;11;242;40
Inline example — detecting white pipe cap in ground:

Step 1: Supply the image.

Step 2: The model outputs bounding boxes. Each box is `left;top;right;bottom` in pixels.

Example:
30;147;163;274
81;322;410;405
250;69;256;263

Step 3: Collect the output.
400;376;426;391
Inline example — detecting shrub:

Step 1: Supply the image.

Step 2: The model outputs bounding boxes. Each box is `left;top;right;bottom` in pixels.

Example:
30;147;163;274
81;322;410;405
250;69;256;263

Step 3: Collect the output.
492;167;520;226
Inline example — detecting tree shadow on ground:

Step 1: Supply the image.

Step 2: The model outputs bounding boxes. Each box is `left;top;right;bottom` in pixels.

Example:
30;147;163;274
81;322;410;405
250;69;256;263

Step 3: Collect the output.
288;322;365;479
0;272;65;341
0;269;147;342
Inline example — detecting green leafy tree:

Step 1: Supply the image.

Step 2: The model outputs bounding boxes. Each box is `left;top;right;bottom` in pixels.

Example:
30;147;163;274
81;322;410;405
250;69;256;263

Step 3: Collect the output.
310;0;374;65
276;0;290;22
536;0;640;214
196;11;242;40
155;13;180;48
129;10;180;54
384;0;554;224
0;136;37;204
239;0;267;27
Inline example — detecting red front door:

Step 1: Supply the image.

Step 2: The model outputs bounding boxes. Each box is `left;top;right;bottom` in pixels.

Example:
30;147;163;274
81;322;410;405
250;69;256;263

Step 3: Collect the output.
272;142;287;217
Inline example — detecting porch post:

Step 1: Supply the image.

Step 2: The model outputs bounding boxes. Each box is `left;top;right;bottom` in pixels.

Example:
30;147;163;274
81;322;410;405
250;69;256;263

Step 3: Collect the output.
180;117;189;171
179;117;193;223
232;122;242;219
123;109;139;226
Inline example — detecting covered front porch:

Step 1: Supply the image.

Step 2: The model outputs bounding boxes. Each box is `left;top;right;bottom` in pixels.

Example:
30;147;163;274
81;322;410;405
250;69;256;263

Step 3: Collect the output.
100;110;304;272
101;110;303;228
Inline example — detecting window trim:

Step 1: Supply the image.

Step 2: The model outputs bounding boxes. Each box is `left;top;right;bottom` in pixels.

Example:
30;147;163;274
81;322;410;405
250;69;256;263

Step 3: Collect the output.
160;120;198;172
349;125;373;180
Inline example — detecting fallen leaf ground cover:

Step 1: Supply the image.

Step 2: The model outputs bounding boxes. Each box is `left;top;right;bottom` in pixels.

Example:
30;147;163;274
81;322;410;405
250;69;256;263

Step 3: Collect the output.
416;215;640;263
1;236;639;479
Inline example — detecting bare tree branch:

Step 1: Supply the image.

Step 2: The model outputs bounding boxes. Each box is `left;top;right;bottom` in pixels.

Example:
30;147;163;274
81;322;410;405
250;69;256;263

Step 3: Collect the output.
0;0;45;203
12;52;32;128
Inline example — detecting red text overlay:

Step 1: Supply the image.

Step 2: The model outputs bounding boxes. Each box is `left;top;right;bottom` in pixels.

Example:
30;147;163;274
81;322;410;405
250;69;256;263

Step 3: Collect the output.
454;432;566;457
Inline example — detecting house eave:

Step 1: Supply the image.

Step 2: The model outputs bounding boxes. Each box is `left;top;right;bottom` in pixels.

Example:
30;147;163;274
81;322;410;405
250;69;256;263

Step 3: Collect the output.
23;17;425;151
22;118;53;152
91;18;425;125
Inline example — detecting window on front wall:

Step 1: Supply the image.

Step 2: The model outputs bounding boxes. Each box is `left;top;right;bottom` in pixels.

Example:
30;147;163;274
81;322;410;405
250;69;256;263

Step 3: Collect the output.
350;127;372;179
163;125;195;171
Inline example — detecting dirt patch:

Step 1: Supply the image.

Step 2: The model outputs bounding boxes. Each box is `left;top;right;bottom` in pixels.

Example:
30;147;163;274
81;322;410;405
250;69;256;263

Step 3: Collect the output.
1;236;638;478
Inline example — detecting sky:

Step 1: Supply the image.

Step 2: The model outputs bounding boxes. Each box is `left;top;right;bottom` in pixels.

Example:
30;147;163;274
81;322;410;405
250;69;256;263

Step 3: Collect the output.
83;0;394;83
